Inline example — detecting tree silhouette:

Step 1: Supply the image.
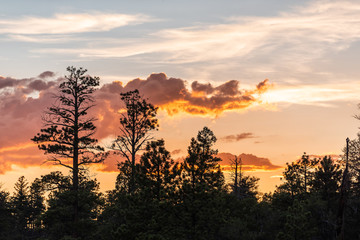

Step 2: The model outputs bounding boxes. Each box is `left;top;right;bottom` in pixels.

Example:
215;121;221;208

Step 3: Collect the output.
0;187;14;239
11;176;31;238
276;200;316;240
230;156;242;197
28;178;45;234
279;153;318;198
299;153;317;193
312;156;342;200
180;127;225;239
139;139;176;200
40;171;103;239
31;66;106;236
112;89;158;193
182;126;224;192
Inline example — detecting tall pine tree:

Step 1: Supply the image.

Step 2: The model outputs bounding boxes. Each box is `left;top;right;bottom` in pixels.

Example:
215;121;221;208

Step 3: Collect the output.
32;67;106;237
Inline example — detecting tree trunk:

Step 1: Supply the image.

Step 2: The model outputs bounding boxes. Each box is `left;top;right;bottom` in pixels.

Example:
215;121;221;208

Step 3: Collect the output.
336;138;349;240
72;86;79;238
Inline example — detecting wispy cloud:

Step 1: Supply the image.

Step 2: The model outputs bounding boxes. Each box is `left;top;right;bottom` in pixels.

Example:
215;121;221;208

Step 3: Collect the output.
221;133;256;142
171;149;182;155
261;82;360;107
31;1;360;64
7;34;78;43
0;12;153;35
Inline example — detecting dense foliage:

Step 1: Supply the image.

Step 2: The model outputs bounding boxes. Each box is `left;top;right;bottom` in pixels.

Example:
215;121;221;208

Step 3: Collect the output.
4;134;359;239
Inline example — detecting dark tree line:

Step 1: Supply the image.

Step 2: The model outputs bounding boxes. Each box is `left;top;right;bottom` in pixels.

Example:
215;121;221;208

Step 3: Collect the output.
2;67;360;239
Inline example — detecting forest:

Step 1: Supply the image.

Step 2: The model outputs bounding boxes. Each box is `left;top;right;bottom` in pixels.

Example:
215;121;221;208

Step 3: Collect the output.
1;67;360;240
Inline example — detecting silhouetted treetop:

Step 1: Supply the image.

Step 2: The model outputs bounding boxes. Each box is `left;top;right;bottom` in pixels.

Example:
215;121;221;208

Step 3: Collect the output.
112;89;158;193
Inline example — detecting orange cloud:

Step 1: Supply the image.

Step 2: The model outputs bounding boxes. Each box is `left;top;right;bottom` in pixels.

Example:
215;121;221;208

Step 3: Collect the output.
255;79;271;94
0;71;271;174
217;152;282;172
0;142;35;153
0;142;50;174
96;73;271;118
91;151;281;174
93;73;271;139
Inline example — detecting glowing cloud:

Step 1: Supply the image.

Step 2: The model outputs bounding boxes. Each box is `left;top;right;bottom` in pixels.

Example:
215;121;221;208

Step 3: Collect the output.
92;152;281;173
0;13;153;35
0;71;270;174
260;83;360;107
217;153;282;172
96;73;271;118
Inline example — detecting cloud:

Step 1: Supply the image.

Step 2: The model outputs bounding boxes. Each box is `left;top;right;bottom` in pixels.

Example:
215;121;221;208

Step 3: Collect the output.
0;143;48;174
171;149;182;155
92;73;270;139
0;72;61;144
93;152;281;173
217;153;282;171
0;73;58;91
270;175;283;178
32;1;360;65
0;69;354;174
260;82;360;107
221;133;256;142
191;80;240;96
38;71;55;79
0;71;269;174
0;13;153;35
91;152;280;174
256;79;271;94
0;72;63;174
0;76;17;88
98;72;269;116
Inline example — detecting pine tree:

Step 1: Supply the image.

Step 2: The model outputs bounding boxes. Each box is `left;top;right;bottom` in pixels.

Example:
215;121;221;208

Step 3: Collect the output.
182;127;224;192
0;187;15;239
179;127;226;240
112;89;158;193
312;156;342;200
278;153;317;198
12;176;31;237
139;139;176;200
29;178;45;231
41;171;103;239
229;156;259;199
32;67;106;237
276;200;316;240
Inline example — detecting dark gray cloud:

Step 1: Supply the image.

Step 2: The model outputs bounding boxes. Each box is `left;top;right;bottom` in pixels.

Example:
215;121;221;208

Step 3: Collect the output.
38;71;55;79
0;77;17;89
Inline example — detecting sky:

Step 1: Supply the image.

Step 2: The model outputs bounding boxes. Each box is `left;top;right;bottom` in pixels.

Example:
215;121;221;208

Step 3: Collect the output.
1;0;360;194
